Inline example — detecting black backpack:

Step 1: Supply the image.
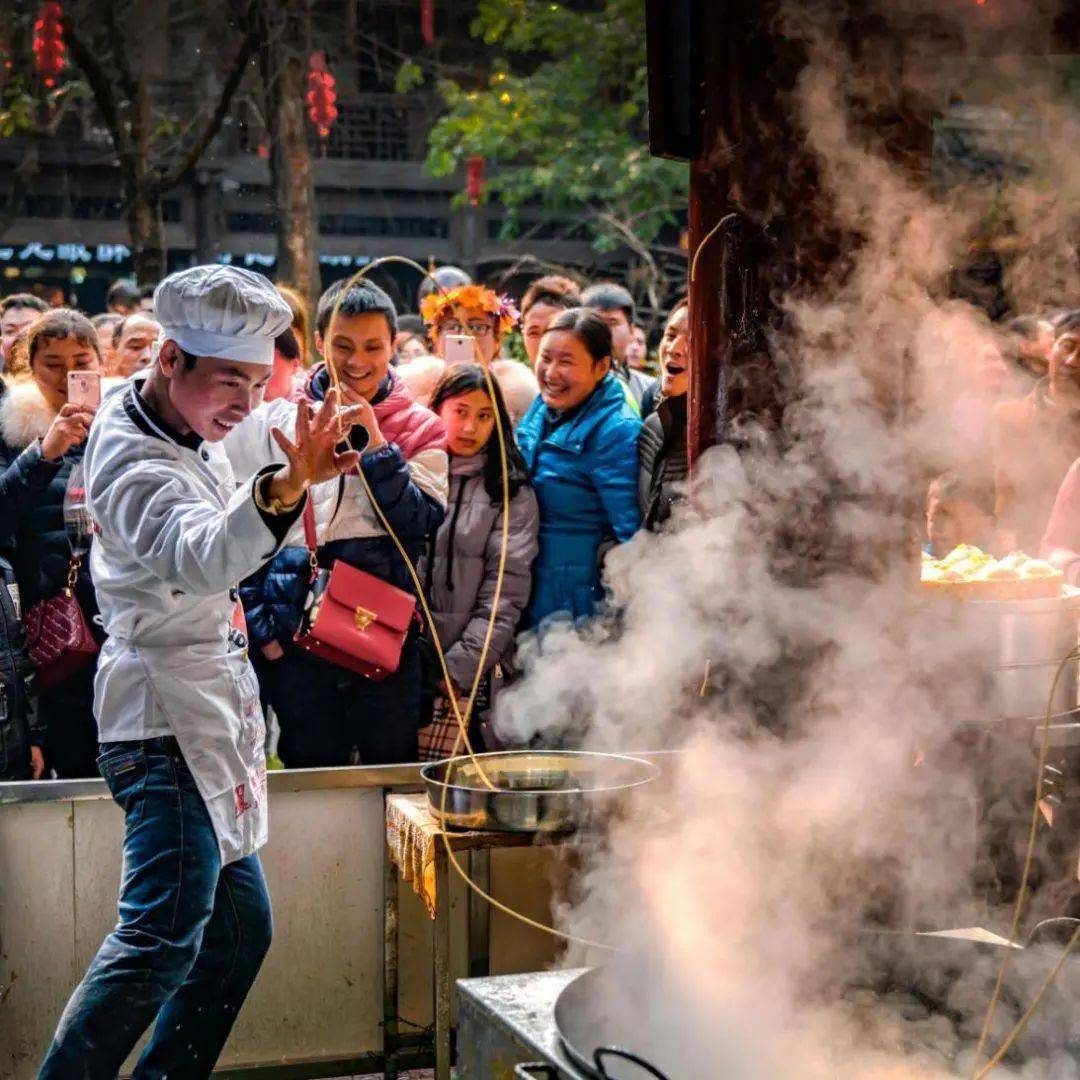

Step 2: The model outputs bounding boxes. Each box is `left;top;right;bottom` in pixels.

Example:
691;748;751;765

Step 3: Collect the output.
0;555;37;780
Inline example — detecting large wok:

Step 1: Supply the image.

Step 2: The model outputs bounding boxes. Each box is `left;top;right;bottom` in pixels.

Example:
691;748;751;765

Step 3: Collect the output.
552;925;1080;1079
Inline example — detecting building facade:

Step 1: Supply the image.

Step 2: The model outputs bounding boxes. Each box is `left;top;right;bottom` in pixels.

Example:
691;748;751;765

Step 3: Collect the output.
0;1;613;312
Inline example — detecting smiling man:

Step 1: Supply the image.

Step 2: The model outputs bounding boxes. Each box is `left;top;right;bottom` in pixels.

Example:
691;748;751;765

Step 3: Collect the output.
40;265;365;1078
224;276;447;768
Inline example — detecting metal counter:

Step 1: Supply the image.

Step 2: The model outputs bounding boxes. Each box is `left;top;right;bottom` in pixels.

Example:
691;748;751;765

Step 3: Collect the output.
0;765;561;1078
457;969;588;1080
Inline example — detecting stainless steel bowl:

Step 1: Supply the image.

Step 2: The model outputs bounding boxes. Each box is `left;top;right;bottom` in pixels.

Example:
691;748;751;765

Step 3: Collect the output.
422;750;659;833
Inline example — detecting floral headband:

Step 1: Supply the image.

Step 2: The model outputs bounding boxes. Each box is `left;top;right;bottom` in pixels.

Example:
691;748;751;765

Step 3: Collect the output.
420;284;520;335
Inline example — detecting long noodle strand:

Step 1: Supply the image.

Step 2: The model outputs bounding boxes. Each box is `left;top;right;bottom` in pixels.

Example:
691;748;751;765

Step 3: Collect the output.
437;353;616;953
689;212;737;285
325;259;615;951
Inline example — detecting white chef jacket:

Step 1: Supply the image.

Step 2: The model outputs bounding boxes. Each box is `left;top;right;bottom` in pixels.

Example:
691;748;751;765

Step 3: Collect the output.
83;382;305;864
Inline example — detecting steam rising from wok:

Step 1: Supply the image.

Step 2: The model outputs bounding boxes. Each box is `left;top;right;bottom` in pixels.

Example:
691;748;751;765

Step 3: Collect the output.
495;1;1080;1075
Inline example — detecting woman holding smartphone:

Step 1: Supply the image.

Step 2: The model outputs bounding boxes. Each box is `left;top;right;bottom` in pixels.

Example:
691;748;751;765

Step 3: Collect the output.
0;308;105;777
420;283;539;425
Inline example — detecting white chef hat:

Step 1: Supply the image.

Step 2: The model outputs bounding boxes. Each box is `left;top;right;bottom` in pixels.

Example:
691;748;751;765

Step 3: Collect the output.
153;265;293;365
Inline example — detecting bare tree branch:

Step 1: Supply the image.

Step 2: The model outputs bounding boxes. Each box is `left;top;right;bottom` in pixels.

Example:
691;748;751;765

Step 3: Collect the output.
102;0;140;108
597;210;666;315
0;138;38;242
42;84;88;136
158;11;258;192
64;16;136;169
482;252;588;290
350;28;478;83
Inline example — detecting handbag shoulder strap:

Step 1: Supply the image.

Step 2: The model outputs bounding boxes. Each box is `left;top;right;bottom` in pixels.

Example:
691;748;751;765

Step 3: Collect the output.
302;495;318;552
303;456;414;595
302;473;347;552
301;496;320;583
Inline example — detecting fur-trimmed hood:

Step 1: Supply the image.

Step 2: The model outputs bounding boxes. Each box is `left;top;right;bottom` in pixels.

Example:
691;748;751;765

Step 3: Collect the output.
0;380;56;450
0;376;127;451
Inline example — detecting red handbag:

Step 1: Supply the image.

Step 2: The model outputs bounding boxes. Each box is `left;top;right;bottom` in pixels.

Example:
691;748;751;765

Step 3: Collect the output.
292;497;417;681
24;556;99;688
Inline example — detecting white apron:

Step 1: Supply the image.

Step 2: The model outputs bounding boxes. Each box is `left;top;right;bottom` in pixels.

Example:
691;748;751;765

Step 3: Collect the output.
96;639;269;864
84;383;298;864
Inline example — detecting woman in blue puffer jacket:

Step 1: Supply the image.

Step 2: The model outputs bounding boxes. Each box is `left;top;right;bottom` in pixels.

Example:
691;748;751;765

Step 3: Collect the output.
516;308;642;628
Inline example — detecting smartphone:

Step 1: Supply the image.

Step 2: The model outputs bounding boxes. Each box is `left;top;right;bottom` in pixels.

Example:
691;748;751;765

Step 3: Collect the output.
67;370;101;409
443;334;477;367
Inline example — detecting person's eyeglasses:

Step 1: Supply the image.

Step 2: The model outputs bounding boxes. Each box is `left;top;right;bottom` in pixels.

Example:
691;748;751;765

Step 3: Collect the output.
441;320;493;338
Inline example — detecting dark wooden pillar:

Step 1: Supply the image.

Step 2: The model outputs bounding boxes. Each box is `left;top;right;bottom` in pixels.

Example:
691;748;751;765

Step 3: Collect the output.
664;1;1078;471
648;0;809;470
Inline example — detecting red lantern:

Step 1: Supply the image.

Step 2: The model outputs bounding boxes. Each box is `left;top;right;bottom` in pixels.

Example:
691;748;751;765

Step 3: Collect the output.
33;1;65;88
421;0;436;45
466;155;486;207
306;51;338;140
0;31;12;89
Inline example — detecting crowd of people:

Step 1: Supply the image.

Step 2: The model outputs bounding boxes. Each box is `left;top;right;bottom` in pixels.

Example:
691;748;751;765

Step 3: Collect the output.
0;265;690;781
10;259;1080;784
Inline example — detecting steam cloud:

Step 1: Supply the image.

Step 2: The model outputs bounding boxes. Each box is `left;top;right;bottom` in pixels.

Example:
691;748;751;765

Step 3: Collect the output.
494;1;1080;1075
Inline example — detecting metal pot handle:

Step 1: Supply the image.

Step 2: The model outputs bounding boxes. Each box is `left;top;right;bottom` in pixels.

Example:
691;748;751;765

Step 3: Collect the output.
594;1046;671;1080
515;1064;559;1079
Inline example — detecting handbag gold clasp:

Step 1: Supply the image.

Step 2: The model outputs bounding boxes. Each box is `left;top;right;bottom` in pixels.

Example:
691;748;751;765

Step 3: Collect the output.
354;606;377;632
65;555;81;598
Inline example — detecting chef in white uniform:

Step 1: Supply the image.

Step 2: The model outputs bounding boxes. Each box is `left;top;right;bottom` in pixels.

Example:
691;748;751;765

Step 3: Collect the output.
40;266;365;1079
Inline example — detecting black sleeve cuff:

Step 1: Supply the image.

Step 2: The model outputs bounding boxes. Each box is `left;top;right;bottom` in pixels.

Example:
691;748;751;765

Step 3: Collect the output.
21;440;64;484
252;466;307;545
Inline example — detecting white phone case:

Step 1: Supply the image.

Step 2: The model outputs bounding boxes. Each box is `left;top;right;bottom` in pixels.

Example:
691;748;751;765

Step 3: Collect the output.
443;334;477;366
67;371;101;409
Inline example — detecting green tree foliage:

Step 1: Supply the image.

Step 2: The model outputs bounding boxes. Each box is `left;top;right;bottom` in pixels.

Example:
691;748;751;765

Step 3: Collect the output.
423;0;687;270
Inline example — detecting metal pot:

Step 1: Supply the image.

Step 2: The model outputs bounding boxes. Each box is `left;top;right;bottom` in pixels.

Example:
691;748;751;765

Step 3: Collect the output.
941;588;1080;722
422;750;659;833
993;594;1080;666
555;967;673;1080
990;659;1079;720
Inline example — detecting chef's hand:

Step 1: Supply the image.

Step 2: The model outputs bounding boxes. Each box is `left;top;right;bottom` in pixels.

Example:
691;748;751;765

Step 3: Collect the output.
268;393;364;505
339;385;386;453
41;404;95;461
261;640;285;662
29;745;45;780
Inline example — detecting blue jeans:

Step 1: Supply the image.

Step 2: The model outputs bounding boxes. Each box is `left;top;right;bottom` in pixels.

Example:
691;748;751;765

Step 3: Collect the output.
39;737;273;1079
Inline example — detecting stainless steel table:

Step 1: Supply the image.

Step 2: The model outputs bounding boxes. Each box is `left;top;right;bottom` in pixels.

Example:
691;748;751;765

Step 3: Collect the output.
382;794;574;1080
456;969;589;1080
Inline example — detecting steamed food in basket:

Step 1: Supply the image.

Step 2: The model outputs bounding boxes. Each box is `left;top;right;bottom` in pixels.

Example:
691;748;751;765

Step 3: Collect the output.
921;544;1063;601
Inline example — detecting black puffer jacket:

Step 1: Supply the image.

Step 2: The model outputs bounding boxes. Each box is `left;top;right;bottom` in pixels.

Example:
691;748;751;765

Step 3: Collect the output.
0;381;98;618
637;393;688;532
0;554;40;779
